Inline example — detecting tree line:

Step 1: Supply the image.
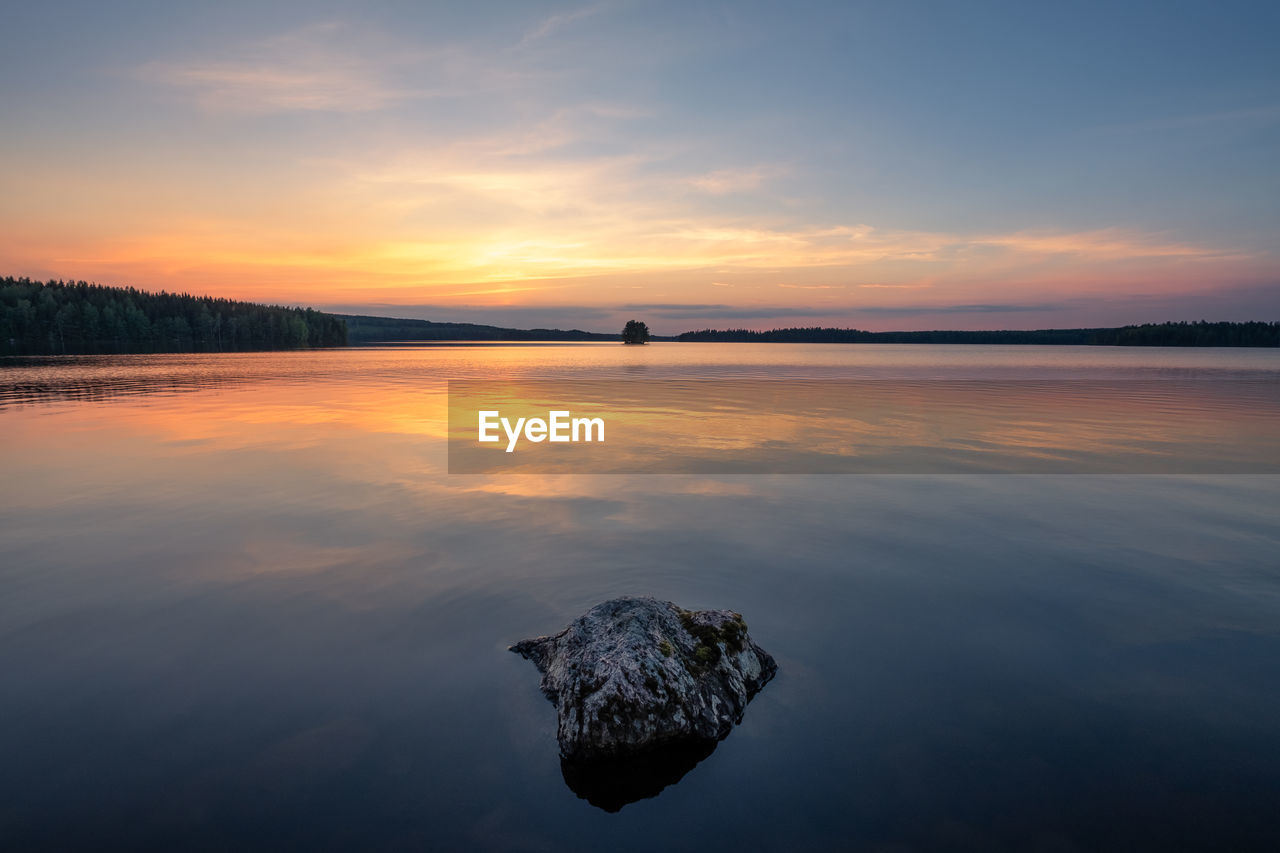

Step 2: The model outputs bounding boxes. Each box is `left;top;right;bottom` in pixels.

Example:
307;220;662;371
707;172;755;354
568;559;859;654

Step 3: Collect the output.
1;277;348;355
675;326;1101;343
675;321;1280;346
6;277;1274;352
1087;321;1280;347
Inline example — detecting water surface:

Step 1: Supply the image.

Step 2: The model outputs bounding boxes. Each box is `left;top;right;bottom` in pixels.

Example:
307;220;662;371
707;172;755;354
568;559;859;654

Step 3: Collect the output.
2;344;1279;851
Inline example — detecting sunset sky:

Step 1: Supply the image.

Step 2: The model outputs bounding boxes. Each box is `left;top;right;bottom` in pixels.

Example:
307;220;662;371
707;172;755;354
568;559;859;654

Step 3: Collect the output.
2;1;1277;333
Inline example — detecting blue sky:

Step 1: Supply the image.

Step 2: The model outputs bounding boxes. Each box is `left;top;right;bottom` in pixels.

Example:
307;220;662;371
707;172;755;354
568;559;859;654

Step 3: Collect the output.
2;1;1277;332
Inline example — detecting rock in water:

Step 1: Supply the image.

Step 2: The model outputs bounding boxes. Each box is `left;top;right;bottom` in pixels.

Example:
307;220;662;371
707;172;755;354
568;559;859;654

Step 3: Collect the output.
510;597;777;762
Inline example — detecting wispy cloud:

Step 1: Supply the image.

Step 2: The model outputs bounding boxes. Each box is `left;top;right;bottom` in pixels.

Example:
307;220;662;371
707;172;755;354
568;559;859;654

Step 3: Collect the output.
137;62;408;113
971;229;1236;260
855;302;1063;316
615;302;1063;321
622;303;732;311
309;285;1280;333
134;21;530;113
63;23;1272;313
122;19;1252;296
688;164;786;195
520;2;612;46
317;302;617;330
620;305;859;321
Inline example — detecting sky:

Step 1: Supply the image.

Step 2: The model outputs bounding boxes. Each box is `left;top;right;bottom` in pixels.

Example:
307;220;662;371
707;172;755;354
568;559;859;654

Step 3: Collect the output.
1;0;1278;334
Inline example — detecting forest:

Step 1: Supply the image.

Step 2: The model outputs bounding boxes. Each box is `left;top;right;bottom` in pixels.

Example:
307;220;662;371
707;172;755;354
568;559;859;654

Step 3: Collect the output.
1087;321;1280;347
676;322;1280;346
0;277;348;355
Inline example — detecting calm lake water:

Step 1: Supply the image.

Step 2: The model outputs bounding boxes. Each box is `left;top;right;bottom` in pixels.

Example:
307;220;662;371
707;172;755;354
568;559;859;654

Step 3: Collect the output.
2;344;1279;851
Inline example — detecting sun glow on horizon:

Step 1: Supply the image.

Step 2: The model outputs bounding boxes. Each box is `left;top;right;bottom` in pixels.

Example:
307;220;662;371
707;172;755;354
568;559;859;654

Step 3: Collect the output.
1;5;1277;331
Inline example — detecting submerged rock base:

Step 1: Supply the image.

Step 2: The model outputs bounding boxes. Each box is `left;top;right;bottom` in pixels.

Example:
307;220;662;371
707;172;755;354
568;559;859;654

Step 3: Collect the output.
560;739;715;812
510;596;777;763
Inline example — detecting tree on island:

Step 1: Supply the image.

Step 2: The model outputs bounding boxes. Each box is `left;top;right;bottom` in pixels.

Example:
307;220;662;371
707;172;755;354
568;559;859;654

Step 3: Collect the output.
621;319;651;344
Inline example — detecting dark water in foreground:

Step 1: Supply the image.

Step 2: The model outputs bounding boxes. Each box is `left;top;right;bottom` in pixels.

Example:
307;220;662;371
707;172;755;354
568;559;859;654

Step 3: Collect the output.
2;344;1279;851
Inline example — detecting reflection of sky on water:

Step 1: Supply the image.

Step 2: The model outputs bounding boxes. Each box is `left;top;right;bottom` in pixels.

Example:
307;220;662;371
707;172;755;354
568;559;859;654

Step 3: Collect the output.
448;379;1280;473
2;346;1279;849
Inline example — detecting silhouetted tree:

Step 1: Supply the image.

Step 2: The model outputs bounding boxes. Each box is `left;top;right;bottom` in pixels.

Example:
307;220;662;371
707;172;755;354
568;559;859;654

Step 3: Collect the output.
621;319;650;344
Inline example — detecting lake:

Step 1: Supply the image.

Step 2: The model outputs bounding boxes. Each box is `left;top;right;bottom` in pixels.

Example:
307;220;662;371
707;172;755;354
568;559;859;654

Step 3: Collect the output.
2;344;1279;851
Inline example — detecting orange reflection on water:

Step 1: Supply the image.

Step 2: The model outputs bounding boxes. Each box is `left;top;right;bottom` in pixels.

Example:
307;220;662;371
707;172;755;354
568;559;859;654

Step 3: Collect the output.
447;379;1280;474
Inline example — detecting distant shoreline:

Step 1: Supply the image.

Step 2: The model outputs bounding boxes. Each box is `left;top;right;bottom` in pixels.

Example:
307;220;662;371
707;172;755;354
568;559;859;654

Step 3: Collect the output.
5;277;1277;354
345;315;1280;348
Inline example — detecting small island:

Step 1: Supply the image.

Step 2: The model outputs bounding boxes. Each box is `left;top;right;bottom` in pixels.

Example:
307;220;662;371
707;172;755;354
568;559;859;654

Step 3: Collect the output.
621;319;651;345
